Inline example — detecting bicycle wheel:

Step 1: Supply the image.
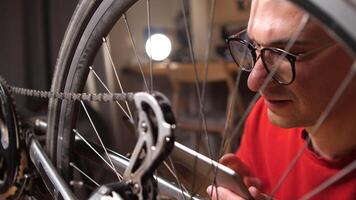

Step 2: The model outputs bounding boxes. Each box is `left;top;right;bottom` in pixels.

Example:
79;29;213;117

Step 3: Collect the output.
47;0;356;199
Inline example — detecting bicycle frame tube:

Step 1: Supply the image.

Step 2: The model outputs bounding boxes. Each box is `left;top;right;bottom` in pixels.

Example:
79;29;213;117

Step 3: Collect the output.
29;135;78;200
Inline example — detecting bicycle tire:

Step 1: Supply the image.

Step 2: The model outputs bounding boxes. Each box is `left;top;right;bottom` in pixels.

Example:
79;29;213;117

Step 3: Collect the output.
47;0;138;181
47;0;356;198
291;0;356;55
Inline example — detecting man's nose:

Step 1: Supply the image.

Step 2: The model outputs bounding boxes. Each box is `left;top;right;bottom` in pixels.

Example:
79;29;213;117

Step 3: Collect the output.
247;57;270;92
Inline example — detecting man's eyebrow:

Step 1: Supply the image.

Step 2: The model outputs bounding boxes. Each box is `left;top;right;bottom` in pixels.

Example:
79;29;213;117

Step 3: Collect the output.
250;39;314;49
246;31;314;47
268;39;313;47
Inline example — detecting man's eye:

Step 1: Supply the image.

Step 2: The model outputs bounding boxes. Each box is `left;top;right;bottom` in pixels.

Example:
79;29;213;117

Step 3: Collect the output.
278;48;305;55
288;46;309;54
289;49;307;54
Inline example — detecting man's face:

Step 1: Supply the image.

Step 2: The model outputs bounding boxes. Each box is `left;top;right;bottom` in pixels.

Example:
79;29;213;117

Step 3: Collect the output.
246;0;354;129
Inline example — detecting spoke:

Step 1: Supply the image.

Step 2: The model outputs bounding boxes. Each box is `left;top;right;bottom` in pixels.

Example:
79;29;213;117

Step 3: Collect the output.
270;61;356;197
299;160;356;200
70;162;100;187
209;1;263;198
200;0;216;101
216;10;309;197
180;0;221;195
197;0;224;198
179;0;213;195
228;4;353;197
102;38;133;120
209;2;261;197
212;60;246;200
220;1;262;155
73;129;123;180
80;101;123;181
89;66;133;122
146;0;153;92
122;14;150;92
225;0;263;143
270;137;310;196
309;61;356;136
221;70;243;154
230;14;310;149
163;159;189;200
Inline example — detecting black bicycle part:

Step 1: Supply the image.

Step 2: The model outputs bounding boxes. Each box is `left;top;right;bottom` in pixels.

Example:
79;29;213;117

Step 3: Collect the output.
0;76;21;194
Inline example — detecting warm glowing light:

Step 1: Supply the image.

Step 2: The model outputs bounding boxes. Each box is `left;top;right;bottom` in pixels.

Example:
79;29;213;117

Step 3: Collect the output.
145;33;172;61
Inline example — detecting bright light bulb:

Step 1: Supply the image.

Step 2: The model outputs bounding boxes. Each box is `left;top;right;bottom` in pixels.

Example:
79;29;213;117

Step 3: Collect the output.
145;33;172;61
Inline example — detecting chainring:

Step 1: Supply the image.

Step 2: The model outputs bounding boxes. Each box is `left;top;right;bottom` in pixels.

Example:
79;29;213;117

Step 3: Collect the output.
0;76;27;199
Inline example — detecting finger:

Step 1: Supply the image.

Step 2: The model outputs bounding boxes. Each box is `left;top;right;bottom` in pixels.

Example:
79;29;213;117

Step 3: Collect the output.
207;185;246;200
219;154;251;176
248;186;272;200
244;176;262;189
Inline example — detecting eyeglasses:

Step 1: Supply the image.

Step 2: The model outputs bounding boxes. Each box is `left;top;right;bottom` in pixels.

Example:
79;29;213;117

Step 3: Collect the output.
226;30;333;85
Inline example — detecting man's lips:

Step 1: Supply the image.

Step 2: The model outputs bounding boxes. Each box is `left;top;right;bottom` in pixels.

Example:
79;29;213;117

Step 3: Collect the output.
264;98;291;110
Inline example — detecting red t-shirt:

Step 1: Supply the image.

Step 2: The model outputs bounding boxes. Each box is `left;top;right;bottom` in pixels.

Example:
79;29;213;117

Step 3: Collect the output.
236;98;356;199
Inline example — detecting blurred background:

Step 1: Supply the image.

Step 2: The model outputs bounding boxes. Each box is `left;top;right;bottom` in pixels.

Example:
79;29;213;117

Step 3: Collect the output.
0;1;77;108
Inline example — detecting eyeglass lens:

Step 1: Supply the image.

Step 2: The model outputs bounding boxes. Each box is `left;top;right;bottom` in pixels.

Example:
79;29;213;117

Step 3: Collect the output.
229;39;294;84
261;50;293;84
229;40;254;70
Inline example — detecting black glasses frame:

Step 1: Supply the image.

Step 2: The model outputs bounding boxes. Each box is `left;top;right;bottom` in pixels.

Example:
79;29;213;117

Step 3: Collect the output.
227;36;297;85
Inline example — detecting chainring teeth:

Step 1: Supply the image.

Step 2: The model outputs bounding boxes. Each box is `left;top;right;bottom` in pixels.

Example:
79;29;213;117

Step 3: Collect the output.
0;75;28;199
0;150;27;200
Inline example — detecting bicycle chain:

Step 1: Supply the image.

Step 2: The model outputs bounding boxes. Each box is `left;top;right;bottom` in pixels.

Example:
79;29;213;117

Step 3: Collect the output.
0;79;135;199
10;86;134;102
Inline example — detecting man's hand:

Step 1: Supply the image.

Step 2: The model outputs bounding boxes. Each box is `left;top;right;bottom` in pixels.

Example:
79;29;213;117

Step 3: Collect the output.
207;185;271;200
206;154;271;200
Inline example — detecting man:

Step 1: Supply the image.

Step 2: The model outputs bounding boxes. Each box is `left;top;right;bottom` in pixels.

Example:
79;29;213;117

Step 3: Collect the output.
207;0;355;199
